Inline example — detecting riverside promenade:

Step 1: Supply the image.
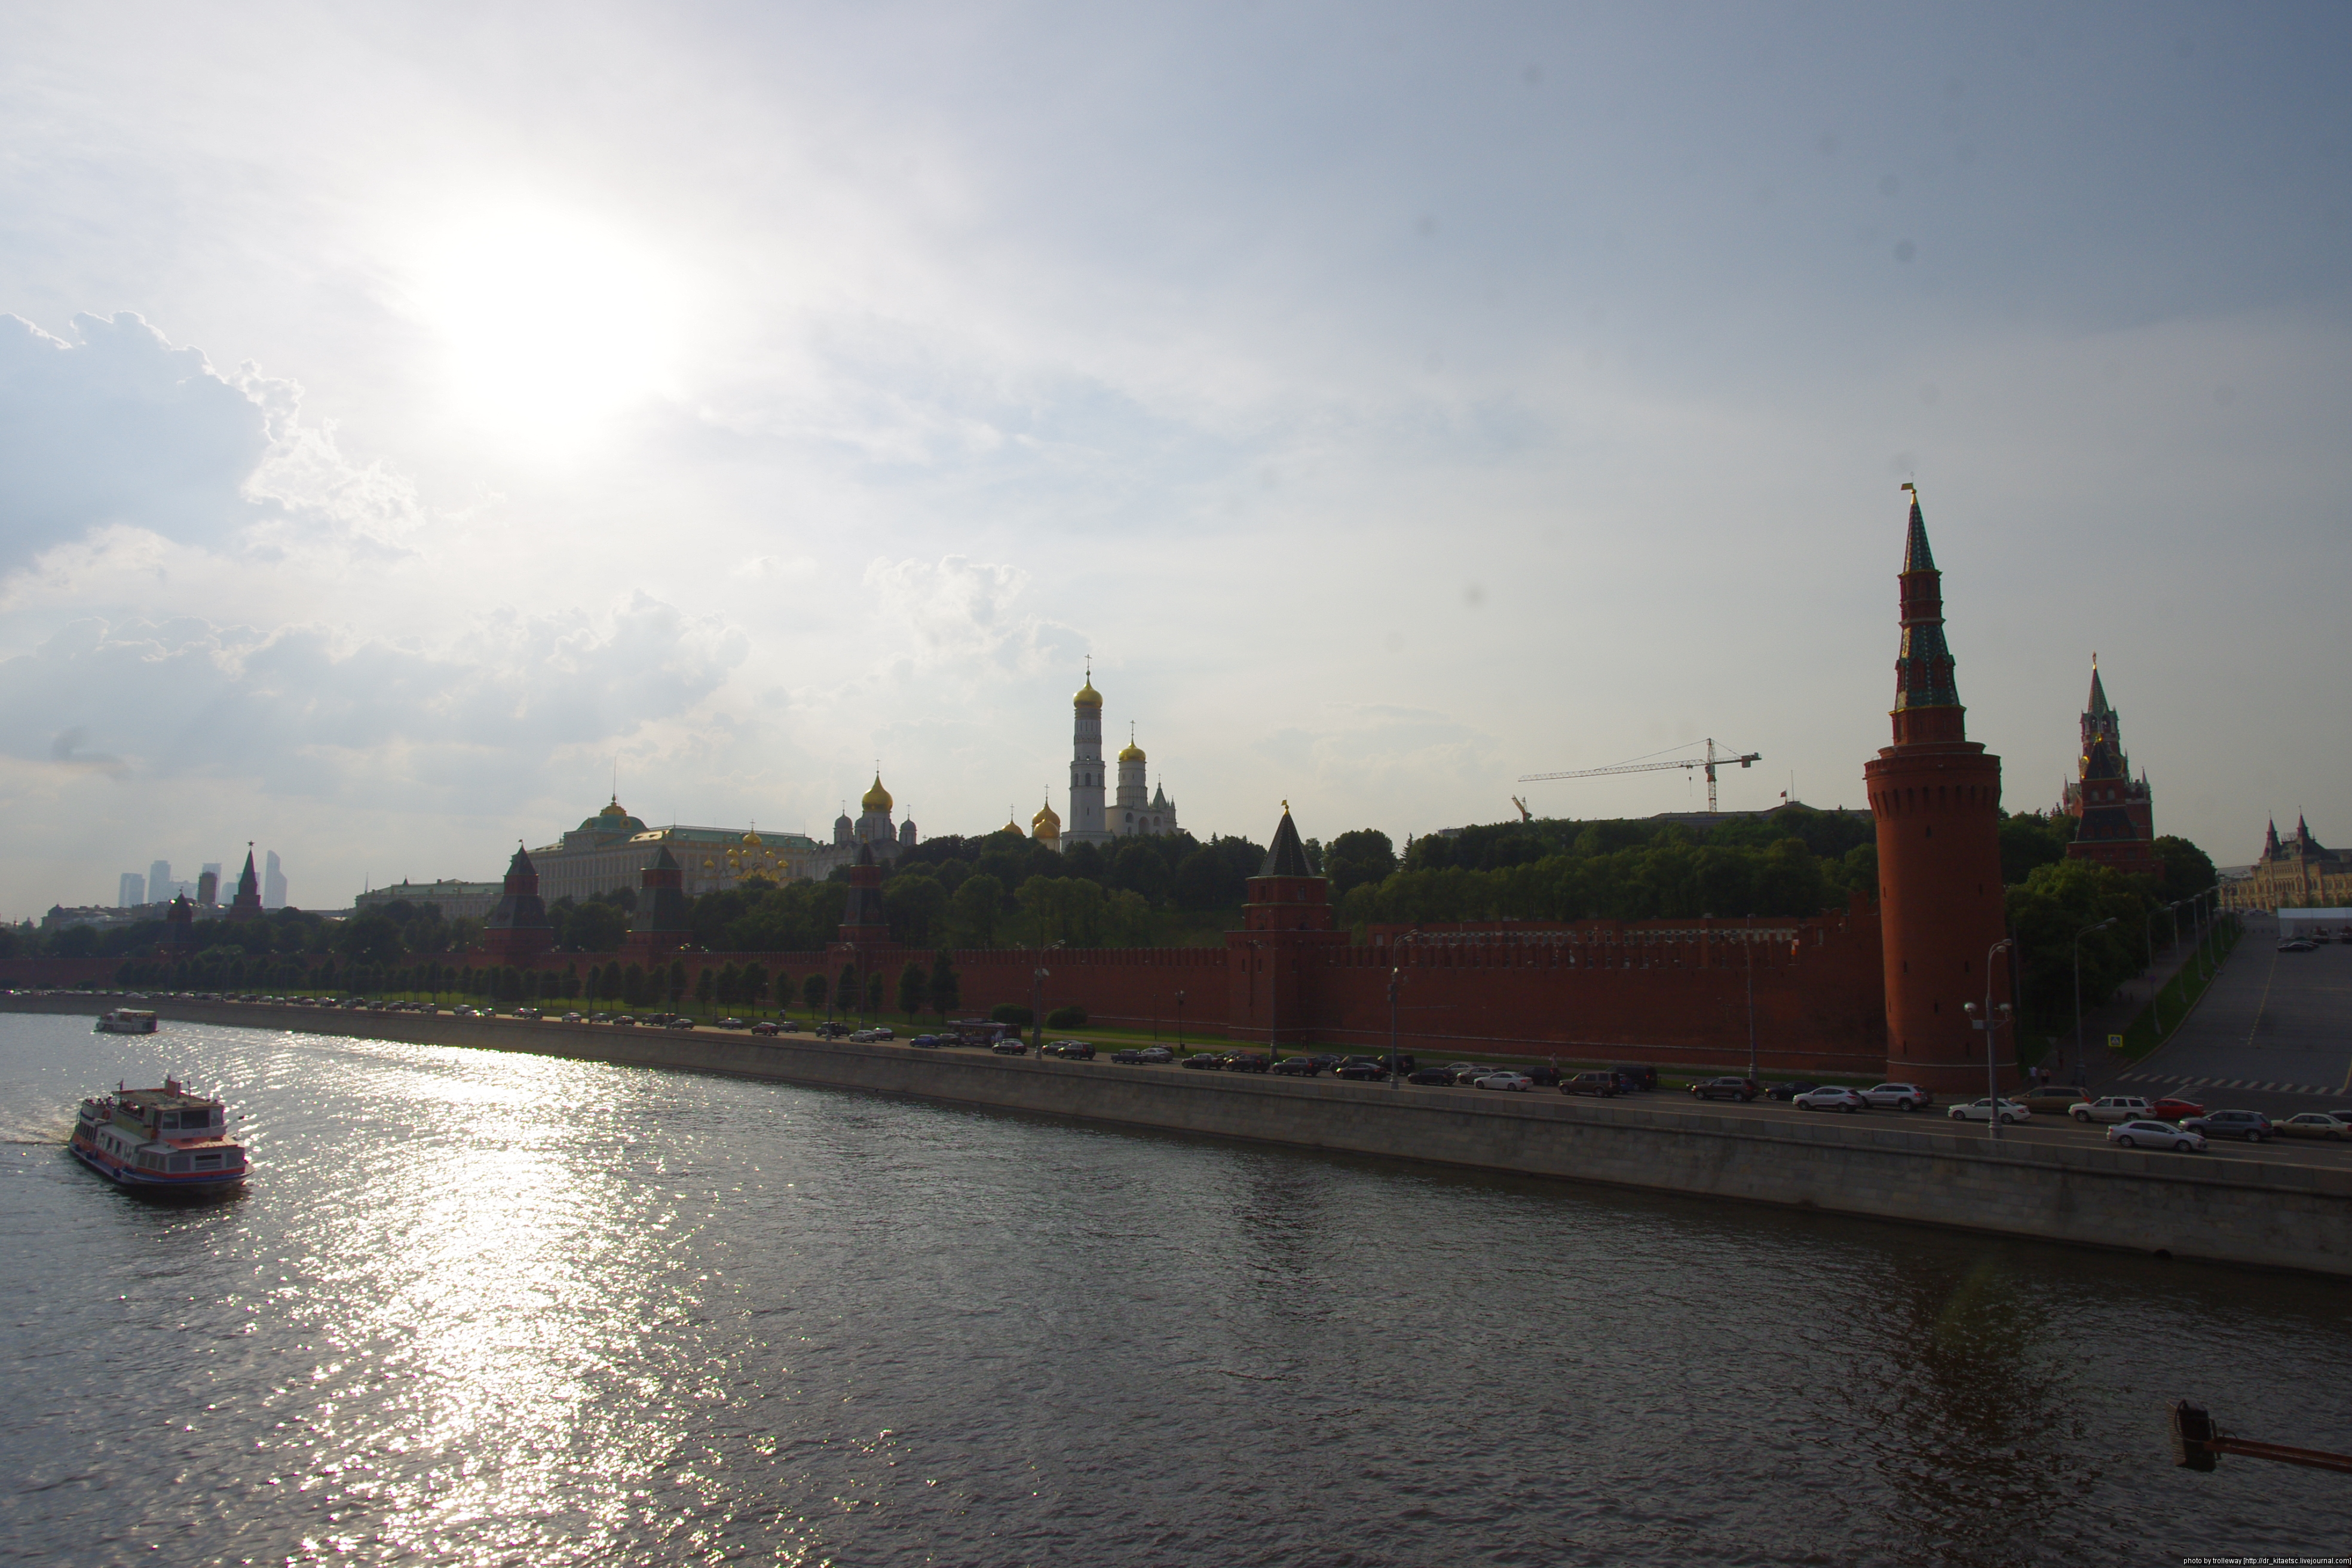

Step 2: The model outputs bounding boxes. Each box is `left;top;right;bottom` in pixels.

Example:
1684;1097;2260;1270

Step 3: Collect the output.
15;992;2351;1277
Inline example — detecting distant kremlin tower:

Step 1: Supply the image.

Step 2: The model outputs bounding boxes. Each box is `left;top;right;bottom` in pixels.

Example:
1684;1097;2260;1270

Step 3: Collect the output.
1055;664;1178;849
2060;659;2162;879
1863;488;2016;1094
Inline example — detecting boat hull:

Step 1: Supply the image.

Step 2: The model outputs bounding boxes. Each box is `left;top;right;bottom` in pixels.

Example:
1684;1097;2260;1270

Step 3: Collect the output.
68;1134;246;1191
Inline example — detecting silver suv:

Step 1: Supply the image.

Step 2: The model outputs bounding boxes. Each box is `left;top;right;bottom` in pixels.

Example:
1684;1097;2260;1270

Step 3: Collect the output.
1858;1082;1934;1111
2071;1095;2154;1125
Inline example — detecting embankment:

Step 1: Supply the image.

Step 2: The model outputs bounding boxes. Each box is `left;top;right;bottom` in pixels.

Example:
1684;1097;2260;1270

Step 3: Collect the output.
21;994;2350;1276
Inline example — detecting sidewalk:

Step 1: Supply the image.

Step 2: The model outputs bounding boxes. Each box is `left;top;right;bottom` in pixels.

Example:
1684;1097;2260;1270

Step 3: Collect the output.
2028;926;2226;1088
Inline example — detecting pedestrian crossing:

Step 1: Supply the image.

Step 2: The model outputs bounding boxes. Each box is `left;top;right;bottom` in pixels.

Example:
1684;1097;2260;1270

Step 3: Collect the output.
2117;1071;2342;1098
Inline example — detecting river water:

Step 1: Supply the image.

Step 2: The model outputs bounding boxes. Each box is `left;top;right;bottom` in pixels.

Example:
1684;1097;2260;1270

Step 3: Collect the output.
2;1014;2346;1566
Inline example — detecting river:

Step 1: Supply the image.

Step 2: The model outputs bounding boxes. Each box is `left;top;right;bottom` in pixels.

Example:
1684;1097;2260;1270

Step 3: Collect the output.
2;1014;2345;1566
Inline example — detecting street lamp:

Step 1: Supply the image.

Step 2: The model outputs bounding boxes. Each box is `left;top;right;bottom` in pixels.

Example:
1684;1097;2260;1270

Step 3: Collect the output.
1031;966;1049;1054
2074;917;2117;1080
1174;988;1186;1053
1962;935;2016;1140
2143;904;2170;1035
1744;921;1759;1086
1388;931;1418;1088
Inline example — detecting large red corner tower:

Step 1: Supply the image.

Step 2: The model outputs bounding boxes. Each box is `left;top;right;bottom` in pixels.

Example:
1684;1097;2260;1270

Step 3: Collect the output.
1863;488;2014;1094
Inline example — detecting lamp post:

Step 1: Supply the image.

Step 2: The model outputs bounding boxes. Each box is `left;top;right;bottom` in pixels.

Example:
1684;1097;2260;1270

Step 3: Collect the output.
1174;988;1186;1053
2074;917;2117;1080
1031;966;1049;1054
1389;931;1417;1087
1962;936;2016;1140
1744;922;1758;1086
2144;904;2169;1036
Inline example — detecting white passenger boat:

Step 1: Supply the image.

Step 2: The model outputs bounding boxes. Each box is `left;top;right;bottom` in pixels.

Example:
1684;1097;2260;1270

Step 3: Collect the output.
94;1009;158;1034
69;1077;249;1190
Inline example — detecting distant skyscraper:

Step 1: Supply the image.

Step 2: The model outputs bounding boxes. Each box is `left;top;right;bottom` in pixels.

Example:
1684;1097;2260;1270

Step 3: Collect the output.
264;850;287;909
147;860;172;905
118;872;144;908
197;869;219;905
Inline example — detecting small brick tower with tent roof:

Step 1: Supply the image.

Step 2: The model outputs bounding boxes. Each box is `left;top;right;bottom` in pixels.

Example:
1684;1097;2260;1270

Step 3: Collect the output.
1862;487;2016;1095
484;844;555;960
1227;804;1347;1048
227;847;265;924
623;844;692;960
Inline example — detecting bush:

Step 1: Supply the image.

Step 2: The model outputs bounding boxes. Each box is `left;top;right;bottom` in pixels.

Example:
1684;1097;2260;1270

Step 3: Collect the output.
990;1003;1034;1027
1045;1005;1088;1028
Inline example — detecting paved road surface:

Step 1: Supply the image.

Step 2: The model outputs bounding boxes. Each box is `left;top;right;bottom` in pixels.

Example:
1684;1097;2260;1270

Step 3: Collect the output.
2107;919;2352;1120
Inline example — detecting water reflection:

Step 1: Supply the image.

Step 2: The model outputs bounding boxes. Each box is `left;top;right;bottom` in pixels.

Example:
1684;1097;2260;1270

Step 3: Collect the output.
3;1013;2350;1566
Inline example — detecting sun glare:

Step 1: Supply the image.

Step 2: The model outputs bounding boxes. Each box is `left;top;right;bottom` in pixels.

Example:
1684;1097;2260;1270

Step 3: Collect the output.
414;207;682;450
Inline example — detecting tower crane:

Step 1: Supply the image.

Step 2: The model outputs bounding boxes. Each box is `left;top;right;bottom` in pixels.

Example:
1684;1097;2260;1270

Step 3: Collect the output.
1518;738;1763;815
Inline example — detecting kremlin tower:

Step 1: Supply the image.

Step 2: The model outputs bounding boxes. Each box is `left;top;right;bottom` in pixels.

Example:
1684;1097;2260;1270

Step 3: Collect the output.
1863;488;2016;1094
2062;660;2162;878
1064;664;1109;846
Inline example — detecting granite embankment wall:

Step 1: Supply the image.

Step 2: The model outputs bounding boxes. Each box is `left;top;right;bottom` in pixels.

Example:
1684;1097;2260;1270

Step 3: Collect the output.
20;994;2348;1276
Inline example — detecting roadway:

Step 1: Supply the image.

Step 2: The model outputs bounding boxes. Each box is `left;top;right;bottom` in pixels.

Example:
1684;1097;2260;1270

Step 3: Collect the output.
1047;1052;2352;1175
2103;916;2352;1121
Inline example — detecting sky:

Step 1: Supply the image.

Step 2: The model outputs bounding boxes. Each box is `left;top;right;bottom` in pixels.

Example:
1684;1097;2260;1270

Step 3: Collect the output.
1;1;2347;916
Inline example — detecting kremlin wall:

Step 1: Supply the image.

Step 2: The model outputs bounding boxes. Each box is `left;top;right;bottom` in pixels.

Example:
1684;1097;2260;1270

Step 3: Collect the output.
22;494;2075;1090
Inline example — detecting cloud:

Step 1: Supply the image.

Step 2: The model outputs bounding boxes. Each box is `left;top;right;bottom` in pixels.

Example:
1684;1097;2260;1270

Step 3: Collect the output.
860;554;1052;673
0;311;421;574
0;594;747;811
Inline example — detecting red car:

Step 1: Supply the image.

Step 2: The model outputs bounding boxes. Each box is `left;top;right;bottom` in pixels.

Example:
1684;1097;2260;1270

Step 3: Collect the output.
2148;1096;2205;1122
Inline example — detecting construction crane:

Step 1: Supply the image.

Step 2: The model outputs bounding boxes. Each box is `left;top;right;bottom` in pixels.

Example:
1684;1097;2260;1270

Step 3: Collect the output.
1518;739;1763;815
1510;796;1532;822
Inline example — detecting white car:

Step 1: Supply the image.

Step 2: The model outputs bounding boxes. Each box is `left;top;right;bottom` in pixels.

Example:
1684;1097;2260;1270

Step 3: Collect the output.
1858;1082;1934;1111
1474;1072;1535;1092
1793;1086;1867;1113
2108;1119;2207;1152
2071;1096;2154;1125
1948;1097;2032;1125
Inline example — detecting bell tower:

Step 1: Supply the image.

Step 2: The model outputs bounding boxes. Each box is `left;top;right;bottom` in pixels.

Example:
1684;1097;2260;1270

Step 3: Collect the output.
1862;488;2014;1093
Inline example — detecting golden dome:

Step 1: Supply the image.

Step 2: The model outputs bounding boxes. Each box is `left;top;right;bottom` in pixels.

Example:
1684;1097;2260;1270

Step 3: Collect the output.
861;773;893;812
742;829;763;847
1031;800;1062;840
1073;676;1102;708
599;797;629;819
1118;740;1145;763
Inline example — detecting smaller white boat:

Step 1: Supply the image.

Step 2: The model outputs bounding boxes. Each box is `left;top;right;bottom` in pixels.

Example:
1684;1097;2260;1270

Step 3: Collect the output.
95;1009;158;1034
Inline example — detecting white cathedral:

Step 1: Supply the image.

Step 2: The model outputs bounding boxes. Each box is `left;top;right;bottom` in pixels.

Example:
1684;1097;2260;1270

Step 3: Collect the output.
1039;666;1179;849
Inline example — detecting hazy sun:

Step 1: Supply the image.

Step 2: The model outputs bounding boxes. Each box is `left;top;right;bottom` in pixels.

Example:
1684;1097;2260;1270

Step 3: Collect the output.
414;206;681;449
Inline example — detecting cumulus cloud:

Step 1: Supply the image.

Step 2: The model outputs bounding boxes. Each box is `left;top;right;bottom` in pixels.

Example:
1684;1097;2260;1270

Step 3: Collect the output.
0;594;746;811
0;311;419;574
861;554;1052;672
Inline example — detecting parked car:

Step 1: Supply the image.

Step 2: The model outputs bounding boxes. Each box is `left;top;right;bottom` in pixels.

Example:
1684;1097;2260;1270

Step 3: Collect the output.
1858;1083;1934;1111
1474;1071;1535;1092
1270;1056;1322;1077
2069;1096;2155;1125
1561;1070;1620;1098
714;1016;745;1030
514;1006;541;1020
1224;1052;1270;1073
772;1019;804;1033
1303;1052;1349;1072
1947;1097;2031;1124
2173;1109;2267;1147
1135;1045;1175;1064
1042;1039;1096;1059
867;1027;895;1040
2278;940;2319;953
2146;1095;2206;1122
2016;1086;2088;1116
1608;1064;1658;1092
2277;1113;2352;1142
1690;1076;1761;1102
813;1022;851;1039
1334;1058;1391;1081
991;1039;1029;1055
561;1011;584;1023
1765;1080;1820;1102
1406;1066;1460;1086
1794;1086;1868;1113
1522;1065;1561;1086
663;1016;696;1030
751;1021;780;1036
1451;1064;1504;1085
1180;1052;1224;1070
2108;1119;2207;1153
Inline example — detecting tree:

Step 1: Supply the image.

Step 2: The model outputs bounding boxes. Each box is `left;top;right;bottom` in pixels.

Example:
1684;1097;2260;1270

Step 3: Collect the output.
566;901;629;953
883;871;950;947
803;972;826;1011
1324;829;1397;898
898;960;927;1019
2155;835;2217;903
1111;843;1172;903
865;973;884;1015
742;961;768;1005
928;950;960;1020
338;914;406;965
835;964;858;1016
951;873;1004;947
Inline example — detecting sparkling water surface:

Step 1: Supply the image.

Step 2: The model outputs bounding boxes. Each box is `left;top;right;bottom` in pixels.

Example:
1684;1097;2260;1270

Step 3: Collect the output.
2;1013;2347;1566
